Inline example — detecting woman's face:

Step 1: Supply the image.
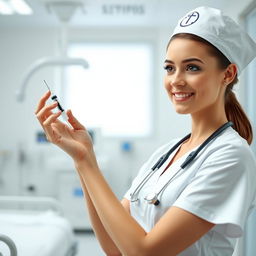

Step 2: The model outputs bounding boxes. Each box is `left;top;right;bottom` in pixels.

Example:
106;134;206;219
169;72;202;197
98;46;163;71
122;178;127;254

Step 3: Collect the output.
164;38;226;116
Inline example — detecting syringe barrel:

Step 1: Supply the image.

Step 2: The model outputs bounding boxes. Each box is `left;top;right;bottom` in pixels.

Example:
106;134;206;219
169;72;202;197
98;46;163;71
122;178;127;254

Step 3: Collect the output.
51;95;65;112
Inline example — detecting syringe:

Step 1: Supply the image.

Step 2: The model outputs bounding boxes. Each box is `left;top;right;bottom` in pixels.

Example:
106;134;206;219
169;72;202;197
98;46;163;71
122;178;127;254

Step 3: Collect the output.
43;80;70;125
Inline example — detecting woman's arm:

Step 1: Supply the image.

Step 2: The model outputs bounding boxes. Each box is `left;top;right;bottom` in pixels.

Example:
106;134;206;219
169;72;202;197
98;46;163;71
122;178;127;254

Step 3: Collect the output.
76;161;215;256
35;91;215;256
35;92;124;255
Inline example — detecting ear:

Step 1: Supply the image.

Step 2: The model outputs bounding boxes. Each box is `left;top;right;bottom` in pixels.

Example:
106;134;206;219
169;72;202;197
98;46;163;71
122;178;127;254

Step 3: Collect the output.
223;64;237;86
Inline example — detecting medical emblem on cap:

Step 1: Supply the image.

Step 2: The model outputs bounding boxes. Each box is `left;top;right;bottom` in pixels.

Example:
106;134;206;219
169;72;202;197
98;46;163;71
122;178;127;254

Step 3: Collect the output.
180;11;199;27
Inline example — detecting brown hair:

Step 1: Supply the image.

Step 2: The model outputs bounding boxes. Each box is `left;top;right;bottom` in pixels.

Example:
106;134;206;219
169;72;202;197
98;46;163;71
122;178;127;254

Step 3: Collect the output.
168;33;253;145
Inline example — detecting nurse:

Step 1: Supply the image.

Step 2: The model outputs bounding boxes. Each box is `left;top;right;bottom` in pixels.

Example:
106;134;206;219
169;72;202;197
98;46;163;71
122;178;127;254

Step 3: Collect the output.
35;6;256;256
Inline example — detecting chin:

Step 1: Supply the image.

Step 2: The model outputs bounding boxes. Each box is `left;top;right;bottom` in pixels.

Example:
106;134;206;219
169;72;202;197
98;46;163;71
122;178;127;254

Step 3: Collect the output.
174;107;191;115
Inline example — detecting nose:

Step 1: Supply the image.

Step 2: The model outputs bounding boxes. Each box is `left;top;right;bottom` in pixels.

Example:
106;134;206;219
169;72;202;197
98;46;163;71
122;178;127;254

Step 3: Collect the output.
168;71;186;88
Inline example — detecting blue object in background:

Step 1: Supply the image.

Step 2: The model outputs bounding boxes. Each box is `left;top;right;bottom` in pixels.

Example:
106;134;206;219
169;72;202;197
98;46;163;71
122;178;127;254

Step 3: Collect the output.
121;141;133;152
36;131;49;143
73;187;83;197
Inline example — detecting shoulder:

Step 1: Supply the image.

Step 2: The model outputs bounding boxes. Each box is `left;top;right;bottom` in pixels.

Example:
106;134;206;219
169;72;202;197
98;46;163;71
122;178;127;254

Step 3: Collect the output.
203;127;255;165
197;127;256;193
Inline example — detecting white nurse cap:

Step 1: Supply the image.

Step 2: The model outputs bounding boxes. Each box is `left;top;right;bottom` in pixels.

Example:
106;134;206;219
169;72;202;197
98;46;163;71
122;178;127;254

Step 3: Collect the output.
171;6;256;75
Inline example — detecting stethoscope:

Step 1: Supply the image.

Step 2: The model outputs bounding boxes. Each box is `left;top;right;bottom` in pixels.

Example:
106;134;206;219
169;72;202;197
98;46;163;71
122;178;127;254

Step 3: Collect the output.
130;121;233;206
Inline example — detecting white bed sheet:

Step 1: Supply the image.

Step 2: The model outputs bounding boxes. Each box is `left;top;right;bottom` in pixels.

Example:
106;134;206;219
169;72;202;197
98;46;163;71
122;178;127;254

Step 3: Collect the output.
0;210;76;256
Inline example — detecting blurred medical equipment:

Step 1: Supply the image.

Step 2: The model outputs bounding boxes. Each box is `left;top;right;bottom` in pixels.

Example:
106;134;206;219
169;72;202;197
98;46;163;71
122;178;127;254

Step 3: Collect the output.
131;121;233;206
54;151;110;230
0;150;10;188
44;79;70;125
0;234;17;256
16;57;89;102
42;0;85;23
0;196;77;256
16;0;88;102
15;125;105;230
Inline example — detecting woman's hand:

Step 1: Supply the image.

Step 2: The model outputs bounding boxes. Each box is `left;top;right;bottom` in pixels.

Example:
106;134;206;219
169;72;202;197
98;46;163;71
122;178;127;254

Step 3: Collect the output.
35;91;98;169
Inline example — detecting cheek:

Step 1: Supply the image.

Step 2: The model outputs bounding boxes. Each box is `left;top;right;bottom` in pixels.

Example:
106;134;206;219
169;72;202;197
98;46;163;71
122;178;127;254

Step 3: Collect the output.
196;81;221;102
191;75;212;95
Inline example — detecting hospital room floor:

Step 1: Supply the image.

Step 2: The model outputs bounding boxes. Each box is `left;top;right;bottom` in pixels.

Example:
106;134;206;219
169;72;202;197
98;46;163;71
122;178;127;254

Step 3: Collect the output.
75;231;105;256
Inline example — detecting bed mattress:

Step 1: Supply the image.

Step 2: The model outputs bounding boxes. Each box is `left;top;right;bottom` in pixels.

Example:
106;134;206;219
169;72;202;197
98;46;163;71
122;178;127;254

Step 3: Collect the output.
0;210;76;256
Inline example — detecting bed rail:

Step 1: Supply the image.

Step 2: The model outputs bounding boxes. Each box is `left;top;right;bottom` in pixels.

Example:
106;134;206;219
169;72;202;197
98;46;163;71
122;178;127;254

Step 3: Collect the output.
0;234;17;256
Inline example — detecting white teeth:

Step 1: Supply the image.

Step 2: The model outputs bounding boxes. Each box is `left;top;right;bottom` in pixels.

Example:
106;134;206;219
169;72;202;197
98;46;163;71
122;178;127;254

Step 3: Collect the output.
174;93;193;98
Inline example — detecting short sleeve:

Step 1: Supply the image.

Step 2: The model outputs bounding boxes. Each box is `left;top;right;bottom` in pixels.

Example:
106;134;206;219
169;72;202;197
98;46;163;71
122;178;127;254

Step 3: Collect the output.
173;143;256;238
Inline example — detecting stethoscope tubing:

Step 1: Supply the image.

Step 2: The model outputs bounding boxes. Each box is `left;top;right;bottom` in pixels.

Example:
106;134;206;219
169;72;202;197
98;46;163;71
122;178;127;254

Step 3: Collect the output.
130;121;233;205
130;169;156;202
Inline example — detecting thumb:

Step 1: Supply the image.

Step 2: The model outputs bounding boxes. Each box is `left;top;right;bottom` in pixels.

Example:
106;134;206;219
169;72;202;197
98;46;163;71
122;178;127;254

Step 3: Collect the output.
66;109;85;130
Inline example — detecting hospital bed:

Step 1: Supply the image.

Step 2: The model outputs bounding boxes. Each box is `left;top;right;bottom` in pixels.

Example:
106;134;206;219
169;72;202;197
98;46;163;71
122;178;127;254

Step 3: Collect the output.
0;196;77;256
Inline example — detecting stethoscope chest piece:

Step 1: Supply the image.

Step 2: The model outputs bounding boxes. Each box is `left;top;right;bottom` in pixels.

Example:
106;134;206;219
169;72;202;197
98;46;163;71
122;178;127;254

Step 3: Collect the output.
144;192;160;206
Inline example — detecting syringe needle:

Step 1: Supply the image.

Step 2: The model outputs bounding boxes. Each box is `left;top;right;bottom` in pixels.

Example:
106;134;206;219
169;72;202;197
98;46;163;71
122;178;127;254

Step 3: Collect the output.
43;80;51;93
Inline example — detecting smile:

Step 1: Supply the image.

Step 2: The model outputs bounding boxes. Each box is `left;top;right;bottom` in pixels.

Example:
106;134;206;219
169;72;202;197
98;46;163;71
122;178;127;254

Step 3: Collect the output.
172;92;194;101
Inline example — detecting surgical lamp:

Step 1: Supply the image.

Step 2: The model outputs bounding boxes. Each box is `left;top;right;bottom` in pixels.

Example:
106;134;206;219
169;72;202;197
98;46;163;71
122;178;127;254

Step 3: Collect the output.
16;56;89;102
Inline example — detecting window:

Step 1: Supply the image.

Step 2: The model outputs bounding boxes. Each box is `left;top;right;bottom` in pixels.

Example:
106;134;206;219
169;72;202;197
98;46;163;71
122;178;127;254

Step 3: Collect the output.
64;42;153;137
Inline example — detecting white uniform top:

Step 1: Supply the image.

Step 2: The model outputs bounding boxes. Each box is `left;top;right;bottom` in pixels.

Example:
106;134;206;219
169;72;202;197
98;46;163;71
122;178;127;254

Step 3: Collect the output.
124;127;256;256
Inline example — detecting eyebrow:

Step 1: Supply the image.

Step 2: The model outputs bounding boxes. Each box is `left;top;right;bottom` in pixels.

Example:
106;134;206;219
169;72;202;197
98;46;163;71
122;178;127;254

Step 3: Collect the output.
164;58;204;64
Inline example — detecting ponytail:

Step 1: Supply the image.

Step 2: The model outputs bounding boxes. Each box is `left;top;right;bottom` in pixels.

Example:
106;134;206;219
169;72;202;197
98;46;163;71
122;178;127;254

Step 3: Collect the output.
169;33;253;145
225;83;253;145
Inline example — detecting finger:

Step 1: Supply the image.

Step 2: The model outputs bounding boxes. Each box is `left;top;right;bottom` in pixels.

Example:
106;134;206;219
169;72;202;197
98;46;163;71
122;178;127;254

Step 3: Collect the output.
35;90;51;115
43;111;62;143
36;102;58;124
66;109;85;130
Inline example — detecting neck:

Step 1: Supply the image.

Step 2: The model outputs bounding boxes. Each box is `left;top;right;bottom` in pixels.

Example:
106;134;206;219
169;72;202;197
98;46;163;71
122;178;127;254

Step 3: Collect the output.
188;108;228;146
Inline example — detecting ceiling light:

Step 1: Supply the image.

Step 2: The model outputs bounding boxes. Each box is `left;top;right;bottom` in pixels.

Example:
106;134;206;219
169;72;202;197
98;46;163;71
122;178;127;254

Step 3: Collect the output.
0;1;14;14
0;0;33;15
9;0;33;15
